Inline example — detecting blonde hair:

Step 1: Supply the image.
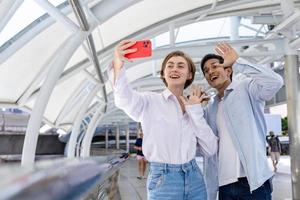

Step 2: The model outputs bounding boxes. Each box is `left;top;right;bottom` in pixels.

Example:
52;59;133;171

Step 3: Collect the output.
160;51;196;89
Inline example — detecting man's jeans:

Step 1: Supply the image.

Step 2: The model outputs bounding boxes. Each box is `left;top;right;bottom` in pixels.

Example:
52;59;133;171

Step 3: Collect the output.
147;159;207;200
219;177;273;200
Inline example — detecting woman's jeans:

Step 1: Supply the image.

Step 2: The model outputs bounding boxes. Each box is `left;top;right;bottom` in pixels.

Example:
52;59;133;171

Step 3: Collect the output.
147;159;207;200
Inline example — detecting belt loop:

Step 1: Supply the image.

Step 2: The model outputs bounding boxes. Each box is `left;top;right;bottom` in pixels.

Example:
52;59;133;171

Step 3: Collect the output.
182;163;186;173
164;163;167;173
191;159;196;169
193;159;196;168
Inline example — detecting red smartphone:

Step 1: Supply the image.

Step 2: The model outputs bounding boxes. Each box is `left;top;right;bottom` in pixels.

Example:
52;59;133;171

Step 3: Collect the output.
124;40;152;59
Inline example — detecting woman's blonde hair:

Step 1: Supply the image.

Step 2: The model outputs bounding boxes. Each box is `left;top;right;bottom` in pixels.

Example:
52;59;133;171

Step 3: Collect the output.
160;51;196;89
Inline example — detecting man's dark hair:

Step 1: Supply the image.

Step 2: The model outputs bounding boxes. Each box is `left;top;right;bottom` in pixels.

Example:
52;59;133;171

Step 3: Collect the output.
200;54;232;81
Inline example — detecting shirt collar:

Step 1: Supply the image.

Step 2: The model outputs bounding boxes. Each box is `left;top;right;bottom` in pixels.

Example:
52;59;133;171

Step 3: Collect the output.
162;88;174;100
214;80;238;101
226;80;238;91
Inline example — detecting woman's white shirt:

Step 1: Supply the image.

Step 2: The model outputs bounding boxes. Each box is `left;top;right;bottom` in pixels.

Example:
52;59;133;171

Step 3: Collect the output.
110;66;218;164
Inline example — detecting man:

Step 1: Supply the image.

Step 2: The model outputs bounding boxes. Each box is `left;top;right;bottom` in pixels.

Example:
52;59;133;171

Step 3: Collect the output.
200;43;283;200
267;131;281;172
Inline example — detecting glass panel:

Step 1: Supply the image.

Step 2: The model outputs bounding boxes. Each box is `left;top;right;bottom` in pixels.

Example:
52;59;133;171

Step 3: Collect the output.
153;32;170;48
239;18;267;37
176;18;230;42
275;85;286;103
0;0;66;46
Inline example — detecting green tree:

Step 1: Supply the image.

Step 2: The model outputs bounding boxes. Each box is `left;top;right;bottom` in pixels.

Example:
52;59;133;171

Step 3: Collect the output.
281;117;288;135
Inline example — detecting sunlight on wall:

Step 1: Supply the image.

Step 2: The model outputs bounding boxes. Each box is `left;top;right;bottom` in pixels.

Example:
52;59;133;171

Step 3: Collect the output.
269;104;287;118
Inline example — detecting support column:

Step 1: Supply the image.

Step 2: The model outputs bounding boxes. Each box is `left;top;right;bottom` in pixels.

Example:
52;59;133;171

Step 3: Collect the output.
116;125;120;149
284;54;300;199
169;23;175;46
105;127;109;149
126;125;130;153
230;16;240;40
136;122;140;137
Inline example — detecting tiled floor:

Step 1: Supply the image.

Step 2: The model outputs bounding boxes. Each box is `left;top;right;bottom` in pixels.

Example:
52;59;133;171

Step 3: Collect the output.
118;158;148;200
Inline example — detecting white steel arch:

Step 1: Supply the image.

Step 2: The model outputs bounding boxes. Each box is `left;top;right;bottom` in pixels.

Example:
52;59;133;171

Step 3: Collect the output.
67;83;101;158
21;31;86;166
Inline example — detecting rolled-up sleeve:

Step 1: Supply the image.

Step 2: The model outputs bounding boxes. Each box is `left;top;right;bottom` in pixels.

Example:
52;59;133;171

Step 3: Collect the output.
233;58;283;101
186;104;218;157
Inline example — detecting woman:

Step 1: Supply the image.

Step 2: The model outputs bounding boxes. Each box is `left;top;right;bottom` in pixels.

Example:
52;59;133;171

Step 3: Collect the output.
134;129;147;179
110;39;218;200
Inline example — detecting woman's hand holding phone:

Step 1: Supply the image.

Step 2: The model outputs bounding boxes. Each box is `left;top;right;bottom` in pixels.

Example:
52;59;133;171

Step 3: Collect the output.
114;40;137;69
113;39;152;83
114;39;152;68
113;40;137;82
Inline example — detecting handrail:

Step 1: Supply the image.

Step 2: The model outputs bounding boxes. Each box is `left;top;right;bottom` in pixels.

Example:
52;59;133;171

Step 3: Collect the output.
0;153;129;200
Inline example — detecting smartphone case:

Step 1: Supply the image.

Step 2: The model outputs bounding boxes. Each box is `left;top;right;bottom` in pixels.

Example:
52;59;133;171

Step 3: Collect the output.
125;40;152;59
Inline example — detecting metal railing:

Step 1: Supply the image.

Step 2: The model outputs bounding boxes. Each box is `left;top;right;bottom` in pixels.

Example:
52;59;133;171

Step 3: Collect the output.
0;153;129;200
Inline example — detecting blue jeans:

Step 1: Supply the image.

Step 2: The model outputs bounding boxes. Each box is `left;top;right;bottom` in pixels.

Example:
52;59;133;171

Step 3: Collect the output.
219;177;273;200
147;159;207;200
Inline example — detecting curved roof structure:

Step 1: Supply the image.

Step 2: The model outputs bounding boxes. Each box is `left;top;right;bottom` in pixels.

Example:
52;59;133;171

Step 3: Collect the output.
0;0;300;163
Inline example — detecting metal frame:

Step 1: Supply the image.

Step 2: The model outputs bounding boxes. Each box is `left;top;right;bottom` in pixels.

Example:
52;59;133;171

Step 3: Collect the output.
0;0;24;34
21;32;86;166
34;0;79;33
81;103;105;157
54;80;93;126
0;2;299;197
69;0;108;112
67;83;101;158
6;1;296;111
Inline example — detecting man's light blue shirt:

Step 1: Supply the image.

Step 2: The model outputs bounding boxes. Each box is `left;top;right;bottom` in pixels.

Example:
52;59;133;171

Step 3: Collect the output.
203;58;284;200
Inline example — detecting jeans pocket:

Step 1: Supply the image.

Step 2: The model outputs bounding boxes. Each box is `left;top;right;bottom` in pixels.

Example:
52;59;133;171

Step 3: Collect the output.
239;178;250;189
147;170;165;191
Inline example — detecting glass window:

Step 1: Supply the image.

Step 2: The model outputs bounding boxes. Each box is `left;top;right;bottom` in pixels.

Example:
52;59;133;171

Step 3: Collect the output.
0;0;66;46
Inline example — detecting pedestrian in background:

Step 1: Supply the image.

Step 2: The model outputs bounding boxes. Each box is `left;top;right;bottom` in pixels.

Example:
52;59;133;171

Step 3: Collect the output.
267;131;281;172
135;129;147;179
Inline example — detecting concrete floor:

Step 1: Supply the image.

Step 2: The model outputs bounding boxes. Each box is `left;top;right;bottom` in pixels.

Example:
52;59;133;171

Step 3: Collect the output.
270;156;292;200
